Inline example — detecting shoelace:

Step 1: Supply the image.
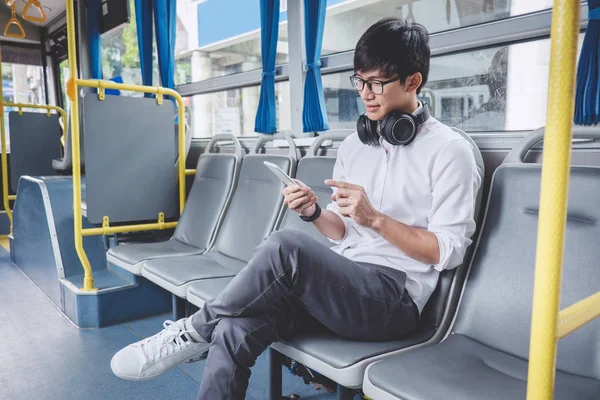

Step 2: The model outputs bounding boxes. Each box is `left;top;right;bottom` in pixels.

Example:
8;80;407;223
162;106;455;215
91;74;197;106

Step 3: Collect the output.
140;320;194;365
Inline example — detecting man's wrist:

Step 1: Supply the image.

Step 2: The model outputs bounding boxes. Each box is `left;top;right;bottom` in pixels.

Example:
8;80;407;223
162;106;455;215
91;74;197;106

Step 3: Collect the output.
300;203;321;222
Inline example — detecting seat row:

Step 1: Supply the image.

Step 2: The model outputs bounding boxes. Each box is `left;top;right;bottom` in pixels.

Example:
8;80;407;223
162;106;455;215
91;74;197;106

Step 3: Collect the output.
107;126;600;399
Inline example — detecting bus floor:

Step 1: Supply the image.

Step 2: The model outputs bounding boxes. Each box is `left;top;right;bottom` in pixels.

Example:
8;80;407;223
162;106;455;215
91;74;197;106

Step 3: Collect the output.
0;248;337;400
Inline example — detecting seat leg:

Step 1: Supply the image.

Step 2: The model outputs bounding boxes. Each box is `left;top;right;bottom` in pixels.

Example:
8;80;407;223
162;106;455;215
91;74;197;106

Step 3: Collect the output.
337;384;355;400
268;347;284;400
172;294;186;320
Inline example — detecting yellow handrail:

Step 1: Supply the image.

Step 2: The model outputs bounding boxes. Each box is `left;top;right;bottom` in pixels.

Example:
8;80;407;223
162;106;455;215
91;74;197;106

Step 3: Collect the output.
526;1;580;399
557;291;600;339
4;1;25;39
66;0;187;291
82;221;178;236
75;79;187;215
22;0;47;24
0;52;10;234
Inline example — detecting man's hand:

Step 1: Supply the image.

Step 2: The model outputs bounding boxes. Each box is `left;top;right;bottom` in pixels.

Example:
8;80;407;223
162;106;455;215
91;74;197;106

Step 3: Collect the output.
325;180;383;228
282;180;318;216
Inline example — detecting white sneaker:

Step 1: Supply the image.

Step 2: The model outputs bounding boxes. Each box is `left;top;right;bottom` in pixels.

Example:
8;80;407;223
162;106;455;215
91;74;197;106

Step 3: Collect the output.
110;319;210;381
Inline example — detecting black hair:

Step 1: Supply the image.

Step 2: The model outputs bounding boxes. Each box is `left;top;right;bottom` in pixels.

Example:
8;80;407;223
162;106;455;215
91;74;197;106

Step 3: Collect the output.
354;18;430;94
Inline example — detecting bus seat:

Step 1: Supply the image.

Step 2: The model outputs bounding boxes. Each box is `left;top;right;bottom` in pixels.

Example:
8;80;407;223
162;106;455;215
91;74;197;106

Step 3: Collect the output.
265;128;485;390
140;135;298;298
184;131;353;307
106;134;243;275
363;164;600;400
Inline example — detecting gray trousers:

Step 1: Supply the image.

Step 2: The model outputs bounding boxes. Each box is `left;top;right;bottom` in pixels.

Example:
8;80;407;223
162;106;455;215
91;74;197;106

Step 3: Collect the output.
191;229;418;399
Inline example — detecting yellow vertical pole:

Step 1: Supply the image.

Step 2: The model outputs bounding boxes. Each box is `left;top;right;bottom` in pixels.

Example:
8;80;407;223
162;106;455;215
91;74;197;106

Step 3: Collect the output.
526;0;579;399
66;0;95;291
0;50;12;234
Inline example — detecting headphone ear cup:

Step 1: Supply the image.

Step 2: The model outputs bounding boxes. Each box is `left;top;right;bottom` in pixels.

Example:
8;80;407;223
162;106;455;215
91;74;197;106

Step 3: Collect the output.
356;114;370;145
382;111;417;146
357;114;379;146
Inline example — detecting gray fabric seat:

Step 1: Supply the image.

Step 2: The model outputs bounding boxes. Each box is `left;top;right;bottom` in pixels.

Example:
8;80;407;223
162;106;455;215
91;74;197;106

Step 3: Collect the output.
141;135;298;297
364;164;600;400
185;147;342;307
107;134;243;275
186;276;234;307
367;334;600;400
142;252;246;297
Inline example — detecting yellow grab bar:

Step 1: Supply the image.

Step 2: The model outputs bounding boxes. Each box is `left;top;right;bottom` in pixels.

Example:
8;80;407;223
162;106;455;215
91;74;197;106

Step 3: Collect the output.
66;0;188;291
22;0;47;23
557;291;600;339
75;79;187;214
526;0;580;399
66;0;95;291
0;53;10;233
4;2;25;39
83;222;178;237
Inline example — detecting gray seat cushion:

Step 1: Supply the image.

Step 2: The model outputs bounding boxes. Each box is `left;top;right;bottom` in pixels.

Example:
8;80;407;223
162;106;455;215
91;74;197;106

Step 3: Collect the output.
141;252;246;288
367;334;600;400
187;277;235;306
278;325;435;370
107;240;205;275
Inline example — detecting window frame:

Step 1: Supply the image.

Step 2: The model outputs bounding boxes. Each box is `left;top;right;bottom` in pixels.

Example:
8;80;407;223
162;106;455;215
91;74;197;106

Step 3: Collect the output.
174;1;590;139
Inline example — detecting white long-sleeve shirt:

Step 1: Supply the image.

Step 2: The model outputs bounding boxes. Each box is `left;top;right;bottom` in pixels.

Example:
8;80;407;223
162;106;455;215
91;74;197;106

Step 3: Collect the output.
326;115;481;313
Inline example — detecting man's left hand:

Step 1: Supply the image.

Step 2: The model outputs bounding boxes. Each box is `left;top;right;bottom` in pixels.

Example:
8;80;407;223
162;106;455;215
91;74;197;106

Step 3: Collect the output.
325;180;383;228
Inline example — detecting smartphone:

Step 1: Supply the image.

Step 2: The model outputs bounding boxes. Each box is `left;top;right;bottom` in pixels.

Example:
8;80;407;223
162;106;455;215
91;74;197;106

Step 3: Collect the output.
263;161;298;186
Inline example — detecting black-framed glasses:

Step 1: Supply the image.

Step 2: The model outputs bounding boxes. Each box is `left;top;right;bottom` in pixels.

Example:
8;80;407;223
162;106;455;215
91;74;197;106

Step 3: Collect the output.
349;74;402;95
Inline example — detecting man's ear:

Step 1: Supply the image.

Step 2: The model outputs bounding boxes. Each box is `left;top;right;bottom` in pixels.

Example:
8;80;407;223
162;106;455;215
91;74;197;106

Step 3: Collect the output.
405;73;422;94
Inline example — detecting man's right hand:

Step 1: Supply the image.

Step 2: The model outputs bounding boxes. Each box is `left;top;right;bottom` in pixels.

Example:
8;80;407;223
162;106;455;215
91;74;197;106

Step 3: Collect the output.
282;180;318;217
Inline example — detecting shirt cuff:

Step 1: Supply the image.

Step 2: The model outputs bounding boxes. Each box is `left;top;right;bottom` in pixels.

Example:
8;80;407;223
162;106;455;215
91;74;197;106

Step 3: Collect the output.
432;231;471;272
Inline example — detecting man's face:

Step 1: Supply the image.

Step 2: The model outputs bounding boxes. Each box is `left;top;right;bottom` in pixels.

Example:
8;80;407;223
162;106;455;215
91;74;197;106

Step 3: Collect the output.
354;69;418;121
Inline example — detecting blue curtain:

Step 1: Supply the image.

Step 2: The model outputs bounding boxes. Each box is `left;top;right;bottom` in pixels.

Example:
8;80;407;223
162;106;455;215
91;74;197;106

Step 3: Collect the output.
575;0;600;125
153;0;176;90
254;0;280;134
88;0;102;79
302;0;329;133
135;0;154;89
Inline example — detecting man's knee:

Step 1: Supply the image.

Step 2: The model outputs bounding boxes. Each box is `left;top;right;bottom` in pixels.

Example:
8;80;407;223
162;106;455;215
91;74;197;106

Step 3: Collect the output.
211;317;277;359
265;229;316;252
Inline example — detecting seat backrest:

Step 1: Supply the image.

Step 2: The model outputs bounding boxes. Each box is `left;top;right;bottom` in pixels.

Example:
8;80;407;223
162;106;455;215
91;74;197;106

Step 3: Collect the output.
9;111;62;191
453;164;600;379
173;134;243;249
212;135;298;265
278;131;352;246
420;127;485;328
